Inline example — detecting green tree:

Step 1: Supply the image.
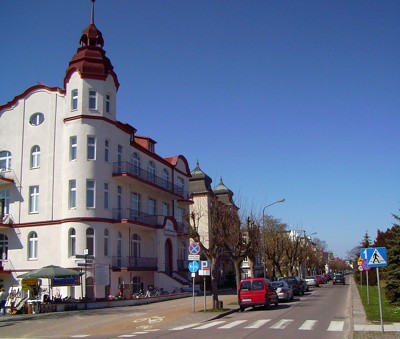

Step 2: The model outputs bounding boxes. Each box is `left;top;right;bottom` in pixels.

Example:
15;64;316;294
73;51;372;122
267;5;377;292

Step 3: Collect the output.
384;212;400;303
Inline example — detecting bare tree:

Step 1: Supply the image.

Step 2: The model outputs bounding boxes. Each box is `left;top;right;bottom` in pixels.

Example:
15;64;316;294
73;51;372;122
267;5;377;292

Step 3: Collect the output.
187;197;235;309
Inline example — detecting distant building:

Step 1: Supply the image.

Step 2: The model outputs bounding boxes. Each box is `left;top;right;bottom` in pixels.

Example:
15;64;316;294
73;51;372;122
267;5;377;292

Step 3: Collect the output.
0;4;191;299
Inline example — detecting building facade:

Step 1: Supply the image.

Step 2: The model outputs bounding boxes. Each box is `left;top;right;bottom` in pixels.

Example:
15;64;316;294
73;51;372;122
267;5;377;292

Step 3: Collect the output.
0;6;191;300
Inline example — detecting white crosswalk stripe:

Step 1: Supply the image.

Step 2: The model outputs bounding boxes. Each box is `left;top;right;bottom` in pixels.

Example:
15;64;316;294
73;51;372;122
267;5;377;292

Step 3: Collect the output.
299;320;318;330
193;320;226;329
327;320;345;331
244;319;272;329
170;323;201;330
270;318;294;329
218;320;248;329
169;318;346;333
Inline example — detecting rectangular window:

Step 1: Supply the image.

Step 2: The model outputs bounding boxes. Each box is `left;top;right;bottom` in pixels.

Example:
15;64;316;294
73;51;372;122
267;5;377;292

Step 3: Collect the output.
0;189;10;217
104;183;109;209
104;139;109;162
71;89;78;110
117;145;122;171
86;180;95;208
148;198;156;216
70;136;77;161
89;89;97;110
69;180;77;209
29;186;39;213
87;136;96;160
130;192;140;217
106;94;111;113
162;202;169;216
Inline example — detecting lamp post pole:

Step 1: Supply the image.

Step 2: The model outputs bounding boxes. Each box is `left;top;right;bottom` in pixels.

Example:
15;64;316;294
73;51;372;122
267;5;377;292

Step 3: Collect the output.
262;198;285;278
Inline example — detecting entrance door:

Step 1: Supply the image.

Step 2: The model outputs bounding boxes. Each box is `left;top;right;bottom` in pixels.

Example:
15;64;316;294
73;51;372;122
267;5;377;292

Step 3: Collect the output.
165;239;173;275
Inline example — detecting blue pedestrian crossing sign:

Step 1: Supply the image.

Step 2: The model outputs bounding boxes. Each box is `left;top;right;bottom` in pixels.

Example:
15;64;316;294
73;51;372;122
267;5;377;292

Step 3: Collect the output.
188;260;199;273
360;247;387;268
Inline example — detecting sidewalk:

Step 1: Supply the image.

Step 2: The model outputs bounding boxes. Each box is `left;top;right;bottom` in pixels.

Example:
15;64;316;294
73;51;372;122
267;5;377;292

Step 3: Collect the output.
350;276;400;338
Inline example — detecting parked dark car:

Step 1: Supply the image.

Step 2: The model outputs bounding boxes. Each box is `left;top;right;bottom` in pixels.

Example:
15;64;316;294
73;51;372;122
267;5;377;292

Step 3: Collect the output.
278;276;305;296
333;273;345;285
300;278;309;292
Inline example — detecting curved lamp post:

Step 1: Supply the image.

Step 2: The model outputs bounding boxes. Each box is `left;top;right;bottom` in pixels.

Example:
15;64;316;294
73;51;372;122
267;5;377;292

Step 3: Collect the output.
262;198;285;278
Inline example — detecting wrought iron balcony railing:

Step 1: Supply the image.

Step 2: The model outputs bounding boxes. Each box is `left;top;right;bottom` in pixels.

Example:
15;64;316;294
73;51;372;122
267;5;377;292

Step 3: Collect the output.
112;256;157;270
113;161;192;200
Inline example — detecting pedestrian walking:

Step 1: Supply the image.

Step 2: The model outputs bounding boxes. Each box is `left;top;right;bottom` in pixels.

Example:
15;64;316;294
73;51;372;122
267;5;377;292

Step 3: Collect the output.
0;287;8;315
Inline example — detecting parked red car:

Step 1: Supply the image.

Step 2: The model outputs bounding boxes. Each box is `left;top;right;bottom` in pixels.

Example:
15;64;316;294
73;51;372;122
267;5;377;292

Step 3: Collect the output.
316;275;324;285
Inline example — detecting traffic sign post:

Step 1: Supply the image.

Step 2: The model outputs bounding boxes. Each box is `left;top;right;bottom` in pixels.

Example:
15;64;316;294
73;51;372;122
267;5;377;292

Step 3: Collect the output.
360;247;387;332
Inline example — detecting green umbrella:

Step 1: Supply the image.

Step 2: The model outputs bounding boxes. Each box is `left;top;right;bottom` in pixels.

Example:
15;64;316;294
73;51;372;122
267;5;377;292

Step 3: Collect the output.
17;265;83;279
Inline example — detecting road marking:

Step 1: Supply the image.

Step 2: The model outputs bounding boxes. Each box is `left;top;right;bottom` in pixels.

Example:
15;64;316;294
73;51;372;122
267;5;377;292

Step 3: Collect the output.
118;335;136;338
71;336;90;338
270;319;294;329
244;319;271;329
170;323;201;330
327;320;344;331
193;320;226;329
218;320;247;329
299;320;318;330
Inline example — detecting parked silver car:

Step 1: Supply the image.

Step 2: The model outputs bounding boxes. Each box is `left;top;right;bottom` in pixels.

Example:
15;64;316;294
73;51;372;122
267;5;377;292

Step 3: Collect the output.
271;280;294;302
305;276;319;287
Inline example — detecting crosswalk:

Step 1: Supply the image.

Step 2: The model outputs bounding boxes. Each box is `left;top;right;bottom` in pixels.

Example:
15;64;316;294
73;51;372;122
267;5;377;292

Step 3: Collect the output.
169;318;345;332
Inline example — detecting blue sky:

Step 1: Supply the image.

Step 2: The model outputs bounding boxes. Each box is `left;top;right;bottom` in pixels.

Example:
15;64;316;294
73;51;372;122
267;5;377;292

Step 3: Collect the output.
1;1;399;258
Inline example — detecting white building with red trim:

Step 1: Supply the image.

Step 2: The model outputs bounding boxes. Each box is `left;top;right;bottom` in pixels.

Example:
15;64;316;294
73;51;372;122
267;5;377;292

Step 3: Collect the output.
0;4;191;300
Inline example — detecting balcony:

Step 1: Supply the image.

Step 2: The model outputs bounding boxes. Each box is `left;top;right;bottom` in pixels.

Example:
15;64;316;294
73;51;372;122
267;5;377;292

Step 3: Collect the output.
112;256;157;271
112;209;169;228
0;169;15;187
113;162;192;201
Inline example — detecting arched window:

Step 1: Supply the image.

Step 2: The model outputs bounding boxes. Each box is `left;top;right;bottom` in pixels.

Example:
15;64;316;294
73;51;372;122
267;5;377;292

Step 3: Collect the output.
104;229;109;256
29;112;45;126
0;151;12;171
161;169;169;189
147;161;155;183
31;145;41;168
130;234;141;258
0;234;8;260
131;153;141;176
28;232;38;260
86;228;94;255
68;228;76;257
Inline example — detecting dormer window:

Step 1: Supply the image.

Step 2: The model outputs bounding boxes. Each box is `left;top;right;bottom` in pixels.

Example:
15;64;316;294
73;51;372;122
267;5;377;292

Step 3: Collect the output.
149;142;155;153
89;90;97;110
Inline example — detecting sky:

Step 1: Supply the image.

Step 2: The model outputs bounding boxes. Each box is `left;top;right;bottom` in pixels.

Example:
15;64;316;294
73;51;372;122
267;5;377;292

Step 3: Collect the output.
1;1;399;258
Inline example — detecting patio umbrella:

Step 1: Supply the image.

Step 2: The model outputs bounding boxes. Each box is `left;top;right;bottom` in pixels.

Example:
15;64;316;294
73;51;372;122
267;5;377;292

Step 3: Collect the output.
17;265;83;279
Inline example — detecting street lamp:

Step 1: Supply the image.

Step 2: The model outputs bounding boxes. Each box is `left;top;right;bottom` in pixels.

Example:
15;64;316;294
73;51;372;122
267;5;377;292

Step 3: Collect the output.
262;198;285;278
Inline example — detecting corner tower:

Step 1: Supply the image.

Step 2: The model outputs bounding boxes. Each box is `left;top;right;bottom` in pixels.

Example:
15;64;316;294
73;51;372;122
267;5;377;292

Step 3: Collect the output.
64;0;119;120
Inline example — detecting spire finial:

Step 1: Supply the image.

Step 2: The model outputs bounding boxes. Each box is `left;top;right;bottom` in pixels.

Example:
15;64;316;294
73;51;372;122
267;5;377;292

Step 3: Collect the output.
91;0;95;23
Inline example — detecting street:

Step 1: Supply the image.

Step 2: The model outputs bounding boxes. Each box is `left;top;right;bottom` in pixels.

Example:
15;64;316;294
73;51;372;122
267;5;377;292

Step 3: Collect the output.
0;282;351;338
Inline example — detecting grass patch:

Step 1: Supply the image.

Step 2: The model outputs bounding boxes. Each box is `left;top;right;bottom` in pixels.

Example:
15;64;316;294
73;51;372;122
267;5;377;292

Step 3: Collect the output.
200;308;231;313
356;281;400;323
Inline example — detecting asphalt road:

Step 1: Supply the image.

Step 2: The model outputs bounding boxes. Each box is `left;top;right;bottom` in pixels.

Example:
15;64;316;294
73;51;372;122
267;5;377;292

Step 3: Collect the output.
0;282;351;338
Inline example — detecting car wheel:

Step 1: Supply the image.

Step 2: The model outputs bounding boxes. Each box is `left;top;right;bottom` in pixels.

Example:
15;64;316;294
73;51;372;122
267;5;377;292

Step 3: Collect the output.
264;299;270;310
240;307;245;312
275;300;279;307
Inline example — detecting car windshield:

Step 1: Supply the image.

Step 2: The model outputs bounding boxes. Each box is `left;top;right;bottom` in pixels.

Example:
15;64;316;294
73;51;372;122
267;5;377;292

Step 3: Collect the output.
306;276;315;279
272;282;284;287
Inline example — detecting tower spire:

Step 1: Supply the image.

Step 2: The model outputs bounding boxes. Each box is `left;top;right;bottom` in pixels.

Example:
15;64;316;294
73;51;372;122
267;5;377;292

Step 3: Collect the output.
91;0;95;24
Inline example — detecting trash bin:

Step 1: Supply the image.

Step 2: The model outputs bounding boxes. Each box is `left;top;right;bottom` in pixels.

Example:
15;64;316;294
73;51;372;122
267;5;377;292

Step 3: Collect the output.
218;300;223;309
